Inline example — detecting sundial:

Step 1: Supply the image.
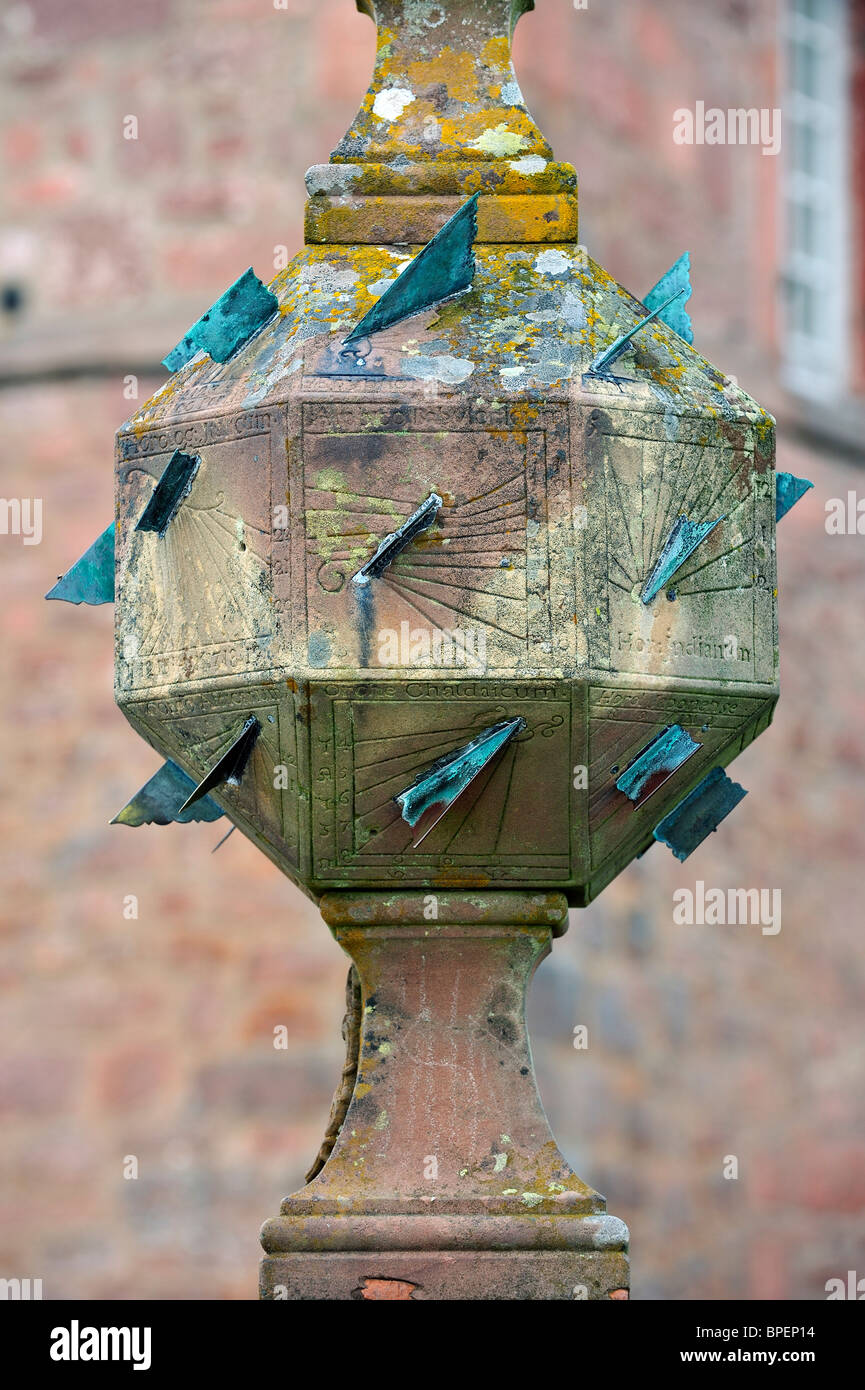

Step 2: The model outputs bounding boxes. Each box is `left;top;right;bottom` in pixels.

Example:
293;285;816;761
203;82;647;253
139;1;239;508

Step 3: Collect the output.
48;0;811;1301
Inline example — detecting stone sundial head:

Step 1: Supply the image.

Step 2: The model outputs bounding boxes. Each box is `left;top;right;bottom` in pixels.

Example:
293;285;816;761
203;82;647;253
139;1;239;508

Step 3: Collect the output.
48;0;810;905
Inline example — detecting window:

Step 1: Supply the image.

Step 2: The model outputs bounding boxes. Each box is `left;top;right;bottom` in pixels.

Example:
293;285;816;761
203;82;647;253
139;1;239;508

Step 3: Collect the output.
780;0;851;401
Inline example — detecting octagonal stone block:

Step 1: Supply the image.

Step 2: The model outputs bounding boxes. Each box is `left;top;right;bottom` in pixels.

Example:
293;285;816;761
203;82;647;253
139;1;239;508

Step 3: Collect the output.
115;243;778;903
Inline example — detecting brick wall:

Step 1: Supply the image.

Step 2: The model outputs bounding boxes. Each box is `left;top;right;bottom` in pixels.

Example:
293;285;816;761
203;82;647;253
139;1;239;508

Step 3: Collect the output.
2;0;786;387
1;0;864;1302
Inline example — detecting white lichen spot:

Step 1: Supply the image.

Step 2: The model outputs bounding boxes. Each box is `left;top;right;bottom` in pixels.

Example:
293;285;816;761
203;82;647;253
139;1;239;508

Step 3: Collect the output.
305;165;362;197
243;354;302;409
377;1042;391;1055
493;1152;508;1173
521;1192;544;1208
592;1215;630;1250
402;355;475;385
373;1110;389;1130
421;118;442;145
470;124;528;157
510;156;548;175
373;88;416;122
499;365;526;379
560;289;586;330
366;276;398;297
500;81;523;105
302;264;359;293
366;259;411;298
535;248;571;276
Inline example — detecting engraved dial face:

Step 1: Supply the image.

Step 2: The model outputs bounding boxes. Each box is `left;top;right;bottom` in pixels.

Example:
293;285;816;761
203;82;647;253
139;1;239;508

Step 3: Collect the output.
116;419;275;694
125;687;297;873
583;407;776;686
586;685;774;876
309;681;581;888
296;405;574;675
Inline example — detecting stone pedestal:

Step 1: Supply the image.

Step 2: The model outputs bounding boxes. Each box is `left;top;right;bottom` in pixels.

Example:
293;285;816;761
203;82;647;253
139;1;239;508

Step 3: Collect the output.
260;891;629;1300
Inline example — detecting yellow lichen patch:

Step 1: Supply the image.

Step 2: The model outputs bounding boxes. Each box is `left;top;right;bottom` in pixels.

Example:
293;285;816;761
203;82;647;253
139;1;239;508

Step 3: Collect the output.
406;47;478;103
437;107;542;154
481;35;512;72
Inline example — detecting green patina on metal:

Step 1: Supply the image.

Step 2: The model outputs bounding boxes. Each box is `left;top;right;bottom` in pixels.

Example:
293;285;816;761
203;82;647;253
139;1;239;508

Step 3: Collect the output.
343;193;478;346
586;288;686;378
111;759;224;827
641;513;724;604
653;765;748;862
644;252;693;343
616;724;701;805
776;471;814;521
163;267;279;371
396;717;526;845
45;521;115;605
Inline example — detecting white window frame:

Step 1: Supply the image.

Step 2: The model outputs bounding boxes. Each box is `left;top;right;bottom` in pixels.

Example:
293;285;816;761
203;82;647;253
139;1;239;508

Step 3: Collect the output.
779;0;851;401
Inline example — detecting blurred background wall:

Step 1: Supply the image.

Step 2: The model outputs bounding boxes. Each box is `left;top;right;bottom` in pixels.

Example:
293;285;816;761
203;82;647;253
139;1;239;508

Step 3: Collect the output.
1;0;863;1300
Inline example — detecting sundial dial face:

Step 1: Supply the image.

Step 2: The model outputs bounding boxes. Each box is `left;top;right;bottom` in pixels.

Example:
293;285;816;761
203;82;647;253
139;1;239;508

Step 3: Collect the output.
299;416;568;673
581;405;776;686
115;417;276;694
585;684;774;899
307;681;580;890
121;683;301;880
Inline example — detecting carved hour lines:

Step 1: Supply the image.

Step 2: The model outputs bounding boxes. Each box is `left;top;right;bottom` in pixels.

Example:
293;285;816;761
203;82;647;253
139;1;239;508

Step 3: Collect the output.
132;502;268;660
166;711;279;785
385;473;526;641
353;722;521;857
355;719;501;815
604;439;755;602
306;472;529;642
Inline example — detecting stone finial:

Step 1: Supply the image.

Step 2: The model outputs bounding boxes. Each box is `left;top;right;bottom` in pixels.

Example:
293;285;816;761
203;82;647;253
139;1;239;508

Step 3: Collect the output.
338;0;546;164
305;0;578;245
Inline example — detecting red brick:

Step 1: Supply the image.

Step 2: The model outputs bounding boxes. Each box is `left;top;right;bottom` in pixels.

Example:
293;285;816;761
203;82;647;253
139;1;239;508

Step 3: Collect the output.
28;0;171;43
98;1045;174;1110
0;1056;80;1116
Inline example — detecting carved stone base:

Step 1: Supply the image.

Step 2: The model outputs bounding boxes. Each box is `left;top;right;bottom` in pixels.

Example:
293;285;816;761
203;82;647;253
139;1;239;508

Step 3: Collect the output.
259;891;630;1301
260;1249;629;1301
